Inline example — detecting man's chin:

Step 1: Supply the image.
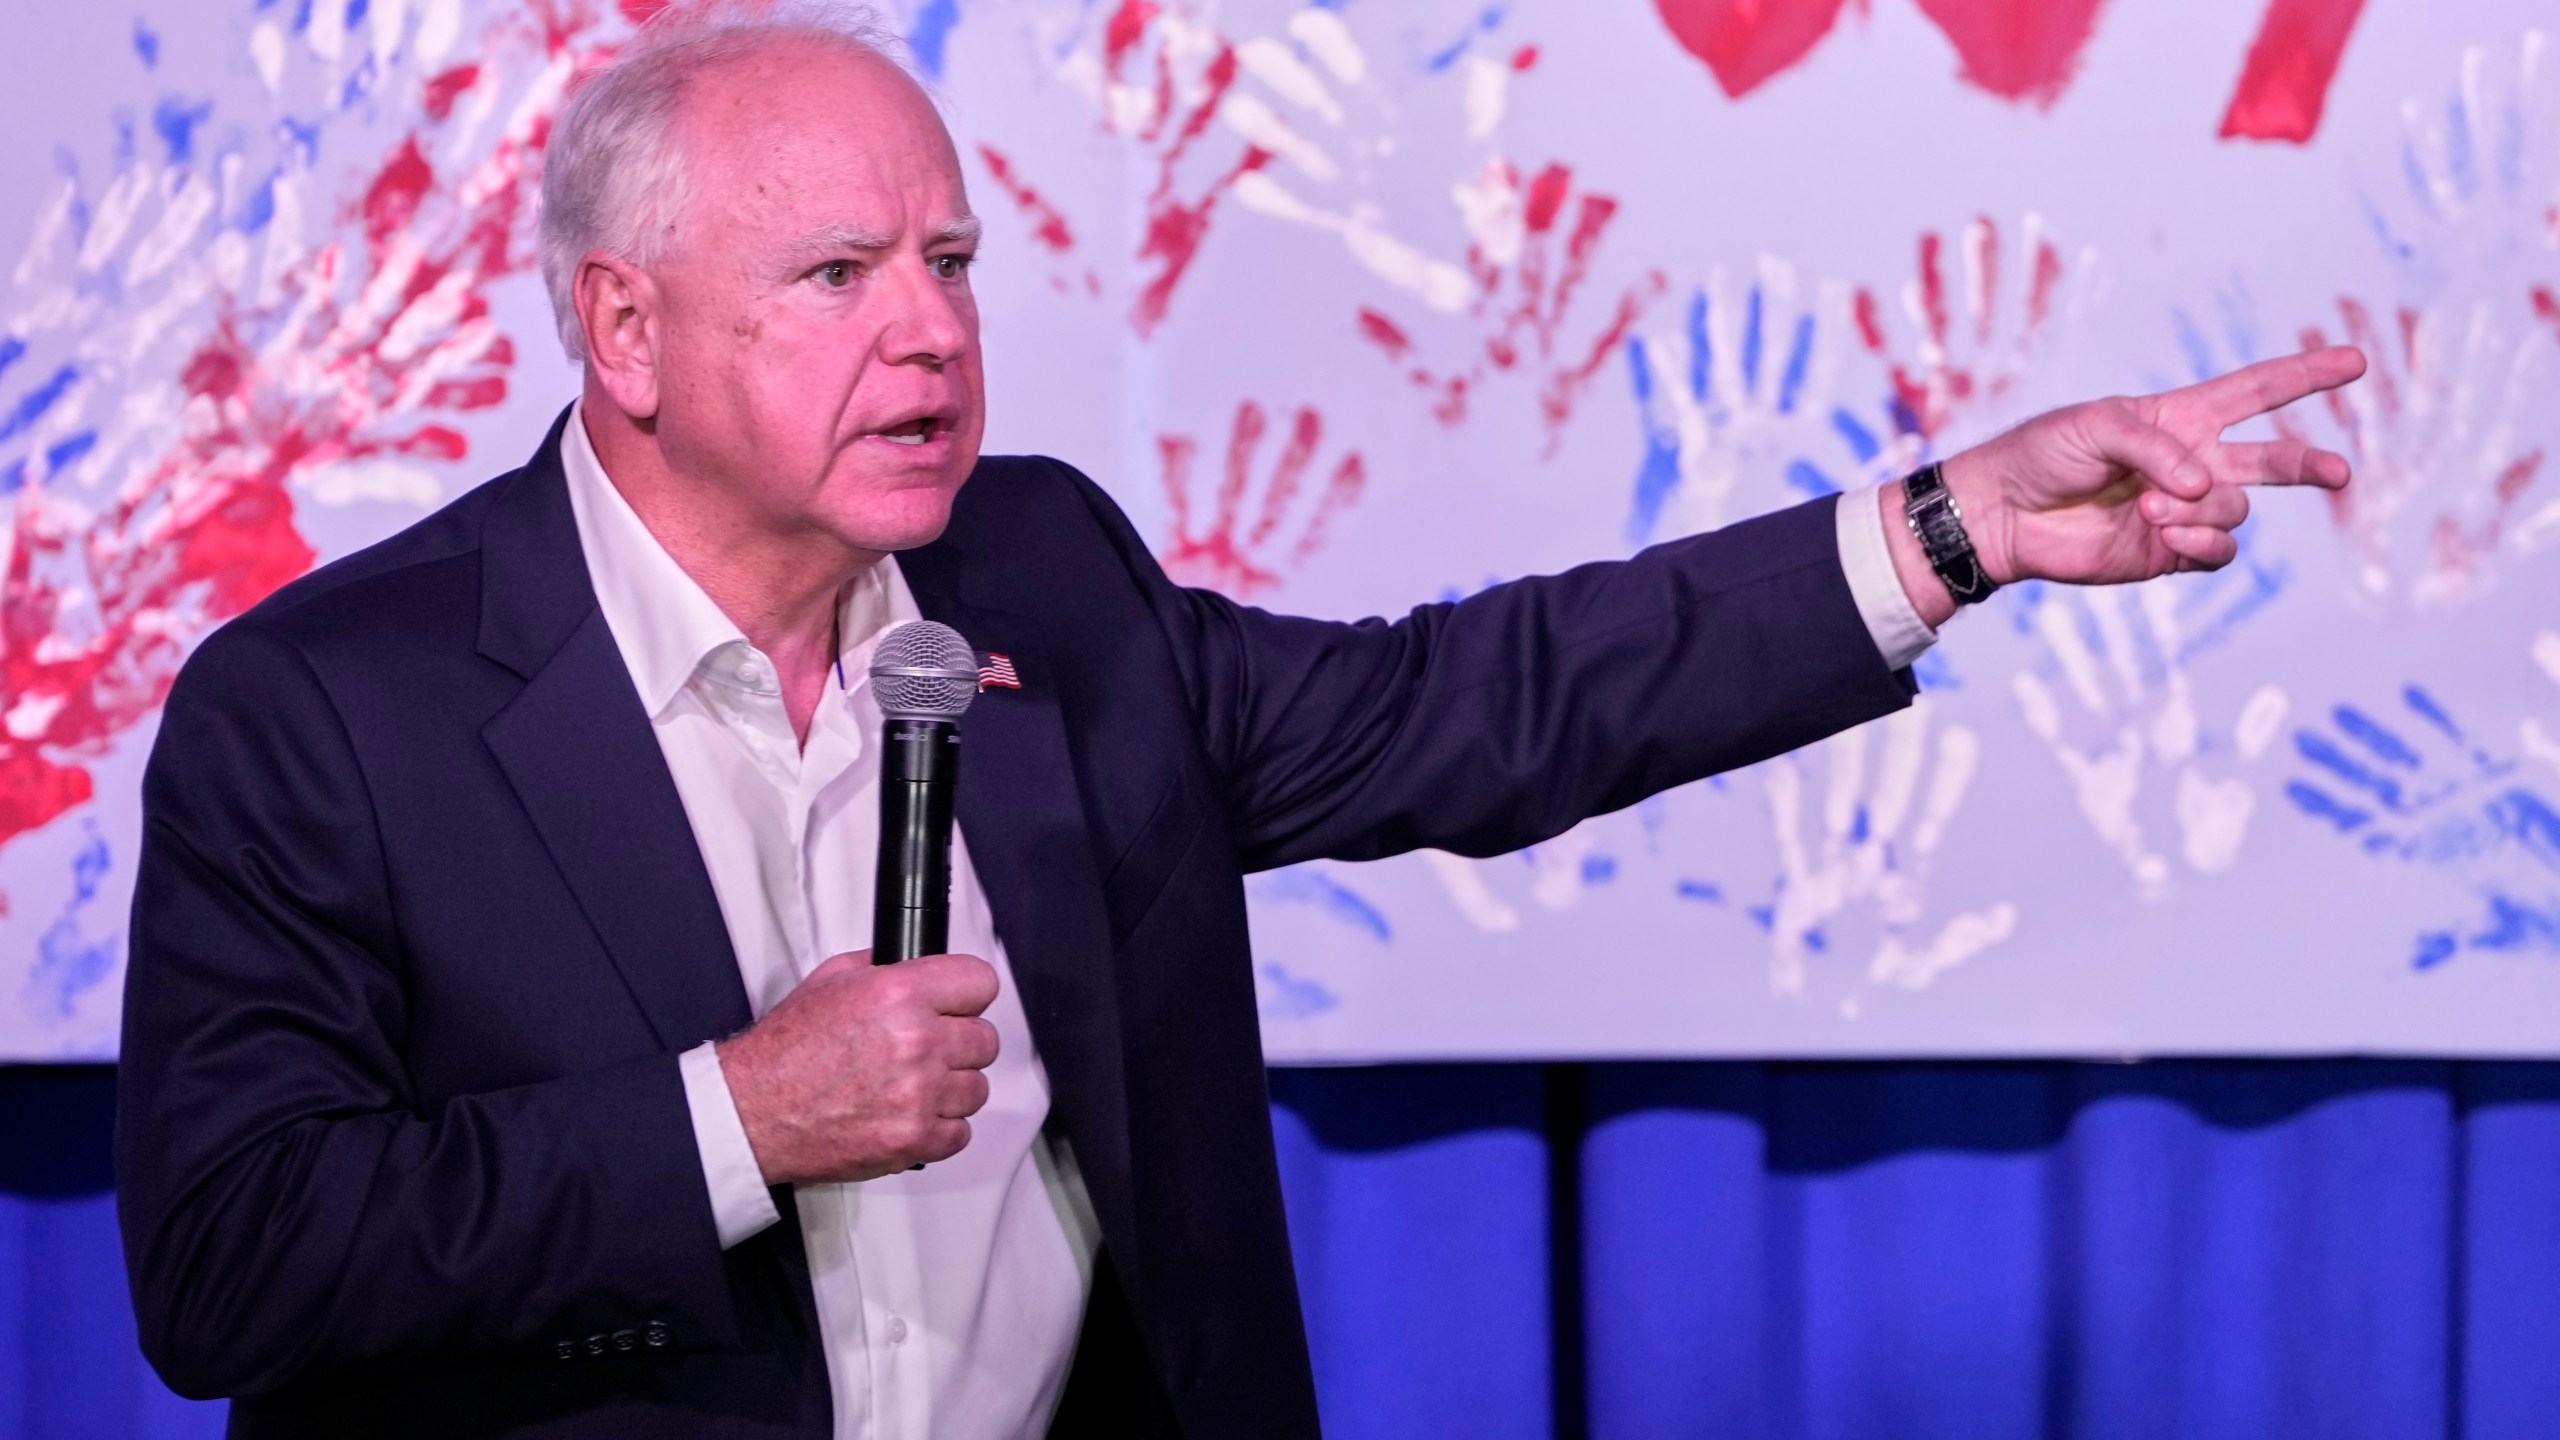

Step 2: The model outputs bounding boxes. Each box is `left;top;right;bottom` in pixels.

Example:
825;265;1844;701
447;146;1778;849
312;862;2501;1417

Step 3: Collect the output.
823;444;978;553
845;484;964;555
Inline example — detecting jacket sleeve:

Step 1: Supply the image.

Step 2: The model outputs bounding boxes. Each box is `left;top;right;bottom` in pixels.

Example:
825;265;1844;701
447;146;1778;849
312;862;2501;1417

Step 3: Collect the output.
1058;461;1918;872
116;620;741;1399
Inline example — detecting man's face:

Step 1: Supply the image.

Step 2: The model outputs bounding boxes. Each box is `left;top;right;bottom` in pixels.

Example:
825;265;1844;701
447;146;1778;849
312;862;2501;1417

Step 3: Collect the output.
640;42;984;553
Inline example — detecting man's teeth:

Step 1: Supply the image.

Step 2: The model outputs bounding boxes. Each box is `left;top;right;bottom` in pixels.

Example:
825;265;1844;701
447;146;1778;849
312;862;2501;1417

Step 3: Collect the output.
879;419;934;446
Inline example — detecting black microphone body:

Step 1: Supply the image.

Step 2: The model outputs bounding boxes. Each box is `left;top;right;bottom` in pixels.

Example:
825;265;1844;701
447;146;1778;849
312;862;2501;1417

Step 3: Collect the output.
872;717;960;964
867;620;979;965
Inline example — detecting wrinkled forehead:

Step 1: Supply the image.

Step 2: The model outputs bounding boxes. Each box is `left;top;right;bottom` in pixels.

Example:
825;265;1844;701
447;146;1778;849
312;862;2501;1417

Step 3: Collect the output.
671;36;968;242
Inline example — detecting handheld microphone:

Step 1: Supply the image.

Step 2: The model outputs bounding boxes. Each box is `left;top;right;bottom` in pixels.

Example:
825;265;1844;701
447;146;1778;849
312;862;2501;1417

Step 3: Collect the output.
868;620;979;965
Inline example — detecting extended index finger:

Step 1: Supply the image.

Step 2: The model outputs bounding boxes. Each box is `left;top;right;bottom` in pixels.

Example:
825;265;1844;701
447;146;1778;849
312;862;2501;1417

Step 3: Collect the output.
2176;345;2367;430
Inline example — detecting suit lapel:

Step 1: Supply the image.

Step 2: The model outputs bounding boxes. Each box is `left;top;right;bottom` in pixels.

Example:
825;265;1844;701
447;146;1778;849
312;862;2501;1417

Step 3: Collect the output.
476;416;754;1051
468;428;1127;1187
898;546;1138;1239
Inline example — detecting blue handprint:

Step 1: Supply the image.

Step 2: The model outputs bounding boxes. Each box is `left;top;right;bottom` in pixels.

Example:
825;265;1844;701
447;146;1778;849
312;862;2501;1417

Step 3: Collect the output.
1623;263;1835;547
2367;33;2558;296
2287;683;2560;968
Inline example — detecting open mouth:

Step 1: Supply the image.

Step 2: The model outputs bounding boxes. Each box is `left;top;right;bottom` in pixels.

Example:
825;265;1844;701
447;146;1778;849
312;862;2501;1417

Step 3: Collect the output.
876;417;943;446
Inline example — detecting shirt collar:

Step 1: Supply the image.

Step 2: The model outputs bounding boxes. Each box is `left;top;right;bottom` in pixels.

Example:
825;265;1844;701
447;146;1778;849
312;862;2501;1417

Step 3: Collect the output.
560;401;919;717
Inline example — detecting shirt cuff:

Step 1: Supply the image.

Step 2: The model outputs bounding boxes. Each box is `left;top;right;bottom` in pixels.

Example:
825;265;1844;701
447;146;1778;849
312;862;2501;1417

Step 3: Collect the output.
679;1040;782;1250
1835;485;1937;672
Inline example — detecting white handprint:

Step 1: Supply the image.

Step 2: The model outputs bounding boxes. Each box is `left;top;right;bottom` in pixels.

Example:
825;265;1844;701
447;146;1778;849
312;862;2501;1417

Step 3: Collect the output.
2010;581;2293;896
1762;698;2018;1005
1415;818;1606;937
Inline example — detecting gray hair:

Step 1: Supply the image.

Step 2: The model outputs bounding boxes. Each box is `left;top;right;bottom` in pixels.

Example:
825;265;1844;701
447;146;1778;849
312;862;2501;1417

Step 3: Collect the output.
537;0;909;363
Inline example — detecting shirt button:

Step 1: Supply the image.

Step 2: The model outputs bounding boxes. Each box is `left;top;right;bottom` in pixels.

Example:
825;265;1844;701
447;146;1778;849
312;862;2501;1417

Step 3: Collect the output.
554;1340;577;1362
885;1316;909;1346
583;1333;608;1358
612;1328;638;1352
644;1321;671;1348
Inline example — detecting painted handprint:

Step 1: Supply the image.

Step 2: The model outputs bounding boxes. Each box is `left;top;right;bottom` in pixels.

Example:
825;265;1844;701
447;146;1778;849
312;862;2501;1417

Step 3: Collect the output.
2008;579;2295;897
1413;818;1618;937
1847;213;2097;452
971;143;1099;299
1156;400;1366;600
2286;661;2560;968
2367;32;2558;297
1035;0;1398;335
1622;261;1853;545
1759;698;2018;1002
0;1;605;849
2281;293;2556;607
1350;156;1666;450
2257;32;2560;607
1020;2;1660;443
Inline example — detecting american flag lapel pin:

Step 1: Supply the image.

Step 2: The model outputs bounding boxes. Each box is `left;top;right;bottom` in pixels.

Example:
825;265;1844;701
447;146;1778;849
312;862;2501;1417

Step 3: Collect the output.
977;652;1021;691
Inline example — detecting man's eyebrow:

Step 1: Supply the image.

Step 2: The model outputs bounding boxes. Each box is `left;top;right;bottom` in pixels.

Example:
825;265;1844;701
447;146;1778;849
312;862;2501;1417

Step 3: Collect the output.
785;223;899;258
781;217;980;260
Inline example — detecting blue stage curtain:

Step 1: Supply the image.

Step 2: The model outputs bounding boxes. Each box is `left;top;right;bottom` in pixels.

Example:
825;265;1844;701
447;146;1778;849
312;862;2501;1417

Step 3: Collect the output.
1272;1060;2560;1440
7;1061;2556;1438
0;1066;222;1440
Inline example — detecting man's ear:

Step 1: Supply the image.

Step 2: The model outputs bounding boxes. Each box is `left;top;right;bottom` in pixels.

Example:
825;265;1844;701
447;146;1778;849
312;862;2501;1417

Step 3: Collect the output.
576;251;662;420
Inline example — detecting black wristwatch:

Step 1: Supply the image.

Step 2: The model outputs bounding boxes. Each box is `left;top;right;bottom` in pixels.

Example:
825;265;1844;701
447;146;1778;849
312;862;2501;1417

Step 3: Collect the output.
1901;462;1998;605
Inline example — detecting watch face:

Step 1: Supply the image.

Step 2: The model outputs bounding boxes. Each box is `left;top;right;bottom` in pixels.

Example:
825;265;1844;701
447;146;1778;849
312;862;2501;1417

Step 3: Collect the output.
1910;482;1994;601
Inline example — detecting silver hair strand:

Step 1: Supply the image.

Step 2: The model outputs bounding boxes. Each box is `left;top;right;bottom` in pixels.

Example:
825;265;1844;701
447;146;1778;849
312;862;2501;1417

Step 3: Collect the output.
536;0;910;364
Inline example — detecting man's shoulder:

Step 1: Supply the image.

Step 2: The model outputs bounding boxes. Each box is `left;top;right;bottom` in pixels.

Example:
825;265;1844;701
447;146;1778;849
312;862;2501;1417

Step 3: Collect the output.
244;467;515;640
179;460;532;712
945;453;1148;570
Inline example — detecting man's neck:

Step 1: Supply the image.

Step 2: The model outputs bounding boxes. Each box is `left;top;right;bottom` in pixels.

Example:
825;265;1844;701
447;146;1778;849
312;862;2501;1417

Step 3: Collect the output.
582;397;873;744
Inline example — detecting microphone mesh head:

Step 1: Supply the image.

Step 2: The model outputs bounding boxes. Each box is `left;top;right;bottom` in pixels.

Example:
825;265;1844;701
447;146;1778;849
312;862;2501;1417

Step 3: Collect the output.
870;620;979;721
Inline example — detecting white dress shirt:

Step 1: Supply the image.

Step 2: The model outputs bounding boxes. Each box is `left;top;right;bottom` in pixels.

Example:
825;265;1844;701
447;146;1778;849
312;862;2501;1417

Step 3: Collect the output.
1836;483;1938;671
562;409;1103;1440
562;408;1931;1438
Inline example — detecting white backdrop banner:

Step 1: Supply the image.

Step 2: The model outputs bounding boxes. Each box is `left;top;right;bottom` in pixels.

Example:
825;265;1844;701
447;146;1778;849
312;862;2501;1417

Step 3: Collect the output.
0;0;2555;1060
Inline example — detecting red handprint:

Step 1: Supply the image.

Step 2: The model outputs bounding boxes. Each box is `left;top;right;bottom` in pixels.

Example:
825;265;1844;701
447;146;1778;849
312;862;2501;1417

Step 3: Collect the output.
0;5;623;851
2285;295;2555;607
1848;214;2085;449
1356;158;1665;452
1157;401;1366;599
972;143;1101;298
1092;1;1271;337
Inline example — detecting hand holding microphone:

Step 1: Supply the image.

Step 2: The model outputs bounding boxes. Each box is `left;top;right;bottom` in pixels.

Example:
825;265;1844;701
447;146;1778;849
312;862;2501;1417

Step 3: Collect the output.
716;948;1000;1184
715;621;999;1184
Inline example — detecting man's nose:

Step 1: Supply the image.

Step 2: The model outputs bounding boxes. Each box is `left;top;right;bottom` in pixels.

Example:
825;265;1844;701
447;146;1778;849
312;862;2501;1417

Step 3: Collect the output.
878;257;971;370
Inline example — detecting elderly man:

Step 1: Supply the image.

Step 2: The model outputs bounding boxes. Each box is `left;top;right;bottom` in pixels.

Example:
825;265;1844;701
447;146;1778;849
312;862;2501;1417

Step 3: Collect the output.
114;3;2363;1437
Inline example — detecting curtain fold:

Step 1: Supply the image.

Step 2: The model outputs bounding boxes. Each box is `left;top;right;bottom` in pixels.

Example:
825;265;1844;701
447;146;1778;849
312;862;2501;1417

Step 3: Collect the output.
1274;1060;2560;1440
6;1061;2555;1439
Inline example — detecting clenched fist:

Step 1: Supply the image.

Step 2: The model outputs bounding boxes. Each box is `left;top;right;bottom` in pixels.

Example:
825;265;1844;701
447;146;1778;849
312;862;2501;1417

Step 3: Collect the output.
716;950;1001;1184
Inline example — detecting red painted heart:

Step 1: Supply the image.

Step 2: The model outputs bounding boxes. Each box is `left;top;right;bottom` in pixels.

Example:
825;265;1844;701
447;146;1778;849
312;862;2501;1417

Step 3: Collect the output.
1653;0;2114;109
1651;0;1856;100
1910;0;2112;108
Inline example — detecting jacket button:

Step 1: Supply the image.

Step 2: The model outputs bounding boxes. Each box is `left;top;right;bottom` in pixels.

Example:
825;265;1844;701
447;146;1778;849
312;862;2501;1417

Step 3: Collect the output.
583;1333;607;1358
644;1321;671;1348
554;1340;576;1362
612;1328;638;1352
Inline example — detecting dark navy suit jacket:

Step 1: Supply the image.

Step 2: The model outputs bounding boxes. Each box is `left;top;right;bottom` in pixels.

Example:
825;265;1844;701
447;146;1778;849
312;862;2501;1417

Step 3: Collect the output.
116;413;1913;1436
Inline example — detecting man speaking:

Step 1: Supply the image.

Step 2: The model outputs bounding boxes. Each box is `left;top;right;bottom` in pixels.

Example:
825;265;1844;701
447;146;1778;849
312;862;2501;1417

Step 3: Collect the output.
114;2;2365;1435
